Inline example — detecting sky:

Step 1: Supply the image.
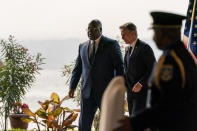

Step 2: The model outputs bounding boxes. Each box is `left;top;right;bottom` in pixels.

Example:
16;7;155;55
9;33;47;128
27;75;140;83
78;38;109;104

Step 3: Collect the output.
0;0;188;41
0;0;189;69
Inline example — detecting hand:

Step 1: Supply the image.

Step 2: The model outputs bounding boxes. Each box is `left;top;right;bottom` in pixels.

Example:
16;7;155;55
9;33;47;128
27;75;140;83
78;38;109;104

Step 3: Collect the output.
113;116;133;131
132;82;142;93
68;89;75;98
189;48;197;65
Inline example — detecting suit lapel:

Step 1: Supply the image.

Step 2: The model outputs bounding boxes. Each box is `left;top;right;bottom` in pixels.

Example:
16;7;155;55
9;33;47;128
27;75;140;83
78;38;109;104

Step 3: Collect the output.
85;36;104;66
85;40;91;66
131;39;139;57
92;36;104;64
124;48;129;68
128;39;140;66
130;39;139;59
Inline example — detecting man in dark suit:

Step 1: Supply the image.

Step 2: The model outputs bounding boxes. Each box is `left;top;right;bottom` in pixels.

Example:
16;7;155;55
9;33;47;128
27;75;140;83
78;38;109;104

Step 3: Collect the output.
119;22;156;116
114;11;197;131
68;19;124;131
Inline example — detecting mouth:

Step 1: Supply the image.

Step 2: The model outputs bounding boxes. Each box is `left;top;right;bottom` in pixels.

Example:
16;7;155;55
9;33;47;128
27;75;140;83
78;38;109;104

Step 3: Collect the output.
88;34;92;37
88;34;95;39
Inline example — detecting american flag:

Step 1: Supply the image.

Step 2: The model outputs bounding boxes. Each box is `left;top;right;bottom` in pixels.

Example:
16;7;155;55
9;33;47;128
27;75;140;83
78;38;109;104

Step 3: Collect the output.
184;0;197;58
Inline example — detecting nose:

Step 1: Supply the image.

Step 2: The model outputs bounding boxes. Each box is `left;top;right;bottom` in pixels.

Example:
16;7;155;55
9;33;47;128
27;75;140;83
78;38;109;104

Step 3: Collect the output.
88;30;92;35
121;35;124;40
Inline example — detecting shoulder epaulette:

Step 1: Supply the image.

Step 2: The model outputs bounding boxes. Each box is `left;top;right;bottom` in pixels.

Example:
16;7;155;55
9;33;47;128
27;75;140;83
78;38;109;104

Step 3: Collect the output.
154;51;185;88
169;50;185;88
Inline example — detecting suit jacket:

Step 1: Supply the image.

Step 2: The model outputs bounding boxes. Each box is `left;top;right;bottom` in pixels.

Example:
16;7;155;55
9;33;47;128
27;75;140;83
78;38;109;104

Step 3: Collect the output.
70;35;124;99
124;39;156;95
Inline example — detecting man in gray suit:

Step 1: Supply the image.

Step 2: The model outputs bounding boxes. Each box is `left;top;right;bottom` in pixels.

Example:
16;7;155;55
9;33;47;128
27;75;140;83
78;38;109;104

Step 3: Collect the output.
120;22;156;116
68;19;124;131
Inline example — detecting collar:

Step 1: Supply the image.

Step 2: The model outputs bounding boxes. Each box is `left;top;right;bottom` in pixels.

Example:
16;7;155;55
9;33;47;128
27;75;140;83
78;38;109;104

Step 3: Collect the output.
130;38;137;48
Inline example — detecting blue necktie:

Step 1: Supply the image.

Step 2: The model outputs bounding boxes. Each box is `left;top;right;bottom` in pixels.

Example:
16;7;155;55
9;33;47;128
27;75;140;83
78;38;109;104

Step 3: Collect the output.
90;41;95;65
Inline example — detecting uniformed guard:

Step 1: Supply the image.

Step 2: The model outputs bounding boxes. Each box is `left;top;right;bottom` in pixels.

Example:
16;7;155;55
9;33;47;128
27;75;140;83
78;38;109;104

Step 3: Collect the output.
113;11;197;131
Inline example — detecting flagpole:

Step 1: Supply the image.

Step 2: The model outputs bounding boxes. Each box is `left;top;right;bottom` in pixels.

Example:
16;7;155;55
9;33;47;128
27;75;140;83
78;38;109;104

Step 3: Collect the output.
187;0;197;49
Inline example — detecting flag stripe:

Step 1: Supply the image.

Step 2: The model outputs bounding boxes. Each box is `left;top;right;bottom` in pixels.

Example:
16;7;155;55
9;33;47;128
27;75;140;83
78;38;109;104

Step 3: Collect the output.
184;0;197;58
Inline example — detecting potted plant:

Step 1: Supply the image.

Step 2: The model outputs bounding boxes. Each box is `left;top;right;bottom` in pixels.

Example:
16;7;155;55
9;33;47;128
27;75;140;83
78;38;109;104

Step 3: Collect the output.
22;92;79;131
0;35;44;130
9;102;29;129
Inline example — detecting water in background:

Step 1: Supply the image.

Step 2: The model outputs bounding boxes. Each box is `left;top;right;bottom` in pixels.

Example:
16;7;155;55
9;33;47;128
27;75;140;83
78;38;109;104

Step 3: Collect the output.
7;38;162;130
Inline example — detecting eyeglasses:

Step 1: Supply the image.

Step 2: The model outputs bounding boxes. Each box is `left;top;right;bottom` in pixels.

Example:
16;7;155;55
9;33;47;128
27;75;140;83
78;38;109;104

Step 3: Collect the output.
86;27;100;32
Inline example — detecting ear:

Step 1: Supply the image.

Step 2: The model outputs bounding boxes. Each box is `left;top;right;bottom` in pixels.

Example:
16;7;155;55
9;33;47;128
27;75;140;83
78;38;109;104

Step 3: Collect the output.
131;31;136;38
100;28;102;34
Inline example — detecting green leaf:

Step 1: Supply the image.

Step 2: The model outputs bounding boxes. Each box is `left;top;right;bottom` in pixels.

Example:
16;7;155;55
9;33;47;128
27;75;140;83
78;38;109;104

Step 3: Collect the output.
38;100;50;110
22;108;36;117
42;120;47;124
21;117;35;123
64;107;71;111
63;113;78;126
53;107;63;117
35;108;47;119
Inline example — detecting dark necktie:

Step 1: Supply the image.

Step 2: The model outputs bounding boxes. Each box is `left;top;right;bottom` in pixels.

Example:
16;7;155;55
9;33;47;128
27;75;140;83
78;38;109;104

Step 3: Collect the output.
90;41;95;65
126;46;132;66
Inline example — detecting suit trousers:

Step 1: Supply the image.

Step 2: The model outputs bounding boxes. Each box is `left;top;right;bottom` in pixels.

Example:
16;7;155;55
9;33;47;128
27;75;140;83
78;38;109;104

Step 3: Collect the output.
79;89;101;131
127;89;147;116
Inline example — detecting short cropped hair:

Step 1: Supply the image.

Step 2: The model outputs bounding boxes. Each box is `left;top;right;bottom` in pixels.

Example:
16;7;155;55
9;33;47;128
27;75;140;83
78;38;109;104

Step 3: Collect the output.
89;19;102;29
119;22;137;36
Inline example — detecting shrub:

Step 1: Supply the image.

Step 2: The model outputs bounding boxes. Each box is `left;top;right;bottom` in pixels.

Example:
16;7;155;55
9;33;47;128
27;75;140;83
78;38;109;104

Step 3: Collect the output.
0;36;44;130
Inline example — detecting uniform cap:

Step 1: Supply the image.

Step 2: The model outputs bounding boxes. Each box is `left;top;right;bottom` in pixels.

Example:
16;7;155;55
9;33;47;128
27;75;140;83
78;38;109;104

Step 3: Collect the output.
150;11;186;28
